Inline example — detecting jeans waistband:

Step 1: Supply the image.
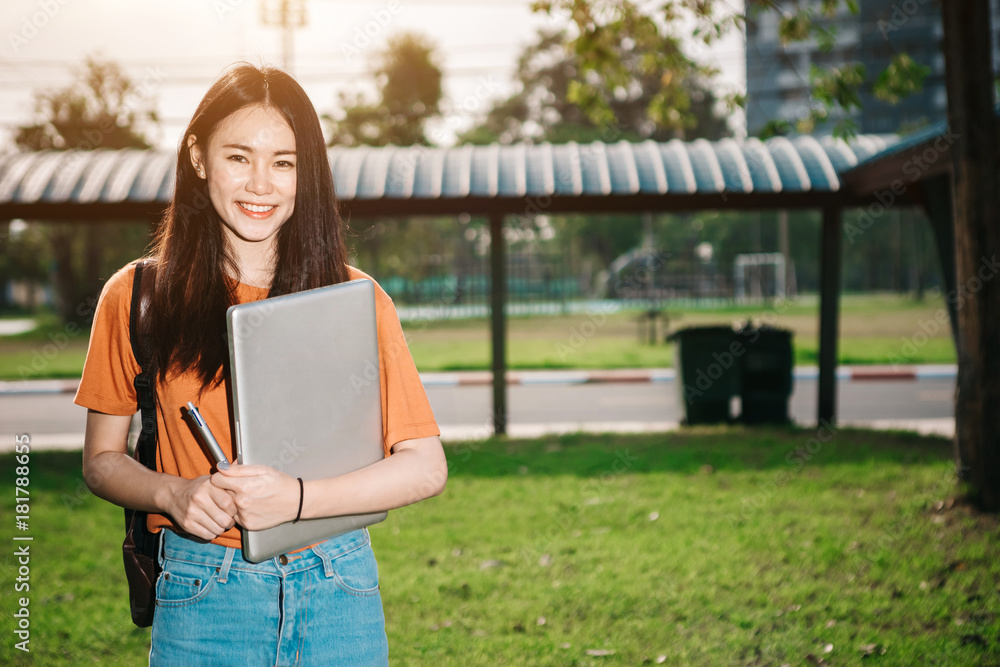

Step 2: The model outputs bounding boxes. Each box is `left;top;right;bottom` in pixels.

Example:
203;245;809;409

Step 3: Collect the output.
159;528;371;580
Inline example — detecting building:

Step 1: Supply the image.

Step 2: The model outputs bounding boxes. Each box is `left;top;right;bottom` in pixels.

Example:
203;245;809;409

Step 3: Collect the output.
745;0;1000;136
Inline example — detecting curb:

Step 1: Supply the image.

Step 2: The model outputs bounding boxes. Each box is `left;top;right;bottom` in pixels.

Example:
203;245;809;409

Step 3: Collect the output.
0;365;957;395
0;417;955;452
421;365;957;387
0;379;81;395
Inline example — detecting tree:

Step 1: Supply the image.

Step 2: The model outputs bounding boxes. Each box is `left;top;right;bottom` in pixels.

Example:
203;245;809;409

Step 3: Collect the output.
325;31;443;147
0;221;51;312
15;56;158;324
323;32;453;286
15;57;156;150
459;27;730;145
940;2;1000;511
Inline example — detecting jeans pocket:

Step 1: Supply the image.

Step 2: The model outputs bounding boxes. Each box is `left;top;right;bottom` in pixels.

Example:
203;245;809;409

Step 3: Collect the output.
156;558;217;607
331;544;381;596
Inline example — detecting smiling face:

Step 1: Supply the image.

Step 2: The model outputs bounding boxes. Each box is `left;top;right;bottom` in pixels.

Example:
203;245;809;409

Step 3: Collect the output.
188;104;297;264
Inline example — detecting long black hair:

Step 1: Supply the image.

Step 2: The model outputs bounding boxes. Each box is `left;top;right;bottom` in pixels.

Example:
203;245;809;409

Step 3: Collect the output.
147;62;350;390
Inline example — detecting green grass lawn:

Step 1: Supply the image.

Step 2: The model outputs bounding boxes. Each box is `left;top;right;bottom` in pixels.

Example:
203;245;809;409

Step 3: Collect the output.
2;428;997;665
0;293;957;379
405;292;957;372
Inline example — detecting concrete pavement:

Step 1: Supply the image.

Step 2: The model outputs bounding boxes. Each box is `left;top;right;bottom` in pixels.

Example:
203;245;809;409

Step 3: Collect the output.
0;364;959;394
0;365;956;452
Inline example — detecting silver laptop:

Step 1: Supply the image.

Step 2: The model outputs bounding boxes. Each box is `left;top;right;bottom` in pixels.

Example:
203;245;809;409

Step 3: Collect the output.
227;279;387;563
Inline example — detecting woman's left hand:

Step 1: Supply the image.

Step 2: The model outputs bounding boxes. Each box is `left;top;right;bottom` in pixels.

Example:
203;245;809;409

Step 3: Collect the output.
210;464;300;530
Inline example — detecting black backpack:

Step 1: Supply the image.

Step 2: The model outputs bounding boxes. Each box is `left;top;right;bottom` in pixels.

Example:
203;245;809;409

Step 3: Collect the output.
121;259;160;627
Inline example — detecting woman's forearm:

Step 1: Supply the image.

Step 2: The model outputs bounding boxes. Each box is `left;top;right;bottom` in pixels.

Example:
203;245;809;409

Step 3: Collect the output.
300;436;448;520
211;436;448;530
84;449;184;514
86;449;238;540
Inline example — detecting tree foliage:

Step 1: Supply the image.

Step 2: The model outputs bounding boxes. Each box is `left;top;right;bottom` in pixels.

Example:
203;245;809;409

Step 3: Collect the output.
13;56;157;323
531;0;931;140
325;32;452;285
459;27;729;145
0;221;51;312
15;57;157;151
325;31;444;147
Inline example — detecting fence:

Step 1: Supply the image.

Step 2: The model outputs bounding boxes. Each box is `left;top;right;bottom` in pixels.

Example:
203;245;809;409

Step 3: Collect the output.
372;249;745;317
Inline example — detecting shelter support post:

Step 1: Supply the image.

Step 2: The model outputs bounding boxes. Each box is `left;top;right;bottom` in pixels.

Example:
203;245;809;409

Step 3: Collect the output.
818;206;842;425
918;175;959;343
489;213;508;436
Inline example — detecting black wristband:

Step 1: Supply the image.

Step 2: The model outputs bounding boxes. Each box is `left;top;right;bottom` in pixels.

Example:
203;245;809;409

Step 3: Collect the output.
293;477;304;523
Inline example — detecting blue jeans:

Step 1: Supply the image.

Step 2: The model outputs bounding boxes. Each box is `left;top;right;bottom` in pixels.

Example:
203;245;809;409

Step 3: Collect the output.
150;528;389;666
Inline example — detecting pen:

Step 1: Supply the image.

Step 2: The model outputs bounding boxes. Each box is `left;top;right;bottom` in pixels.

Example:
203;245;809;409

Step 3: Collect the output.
185;401;230;470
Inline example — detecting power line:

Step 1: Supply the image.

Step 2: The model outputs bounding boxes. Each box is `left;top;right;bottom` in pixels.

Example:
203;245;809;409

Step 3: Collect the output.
0;63;517;87
309;0;534;4
0;50;748;78
0;41;541;69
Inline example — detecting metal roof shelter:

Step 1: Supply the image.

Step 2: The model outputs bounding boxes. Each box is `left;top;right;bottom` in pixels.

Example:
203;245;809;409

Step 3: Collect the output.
0;136;899;217
1;133;940;434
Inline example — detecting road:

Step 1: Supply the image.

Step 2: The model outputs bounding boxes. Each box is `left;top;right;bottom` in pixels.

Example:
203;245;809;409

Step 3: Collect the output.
0;376;955;451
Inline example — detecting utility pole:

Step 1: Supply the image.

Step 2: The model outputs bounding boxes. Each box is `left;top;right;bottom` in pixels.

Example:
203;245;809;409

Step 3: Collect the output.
260;0;307;73
778;209;790;296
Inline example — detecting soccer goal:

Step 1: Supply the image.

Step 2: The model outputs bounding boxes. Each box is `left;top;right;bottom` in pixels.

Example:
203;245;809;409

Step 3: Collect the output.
733;253;789;303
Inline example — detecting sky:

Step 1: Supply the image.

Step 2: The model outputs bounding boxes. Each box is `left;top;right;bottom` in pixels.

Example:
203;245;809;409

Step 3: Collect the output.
0;0;746;152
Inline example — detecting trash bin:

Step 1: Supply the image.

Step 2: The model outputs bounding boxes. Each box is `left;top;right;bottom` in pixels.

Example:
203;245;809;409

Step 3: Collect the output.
669;326;741;424
737;325;794;424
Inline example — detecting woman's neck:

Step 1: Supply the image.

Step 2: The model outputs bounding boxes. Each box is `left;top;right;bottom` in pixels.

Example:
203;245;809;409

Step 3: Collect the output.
235;266;273;289
226;235;277;288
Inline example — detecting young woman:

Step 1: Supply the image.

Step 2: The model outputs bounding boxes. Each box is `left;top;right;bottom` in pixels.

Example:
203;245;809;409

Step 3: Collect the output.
76;63;447;666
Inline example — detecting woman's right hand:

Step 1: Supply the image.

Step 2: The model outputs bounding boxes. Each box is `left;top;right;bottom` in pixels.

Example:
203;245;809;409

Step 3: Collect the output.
163;475;238;541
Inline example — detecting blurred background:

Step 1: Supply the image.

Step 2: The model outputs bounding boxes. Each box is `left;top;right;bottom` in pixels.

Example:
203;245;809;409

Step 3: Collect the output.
0;0;956;325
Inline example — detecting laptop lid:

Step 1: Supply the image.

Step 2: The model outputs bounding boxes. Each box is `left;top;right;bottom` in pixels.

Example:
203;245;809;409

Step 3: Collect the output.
227;278;386;563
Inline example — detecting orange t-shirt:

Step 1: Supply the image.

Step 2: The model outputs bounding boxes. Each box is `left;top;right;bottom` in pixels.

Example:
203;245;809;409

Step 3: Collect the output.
74;261;440;548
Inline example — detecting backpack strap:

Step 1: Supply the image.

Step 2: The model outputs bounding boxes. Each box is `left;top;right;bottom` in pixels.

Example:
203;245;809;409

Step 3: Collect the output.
129;259;157;472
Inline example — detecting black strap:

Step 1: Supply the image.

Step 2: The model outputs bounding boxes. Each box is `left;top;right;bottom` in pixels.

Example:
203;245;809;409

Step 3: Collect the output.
129;260;157;472
123;259;161;629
